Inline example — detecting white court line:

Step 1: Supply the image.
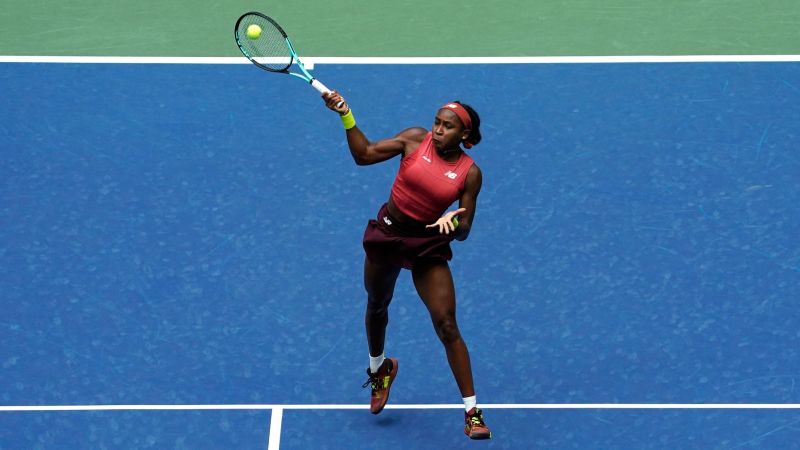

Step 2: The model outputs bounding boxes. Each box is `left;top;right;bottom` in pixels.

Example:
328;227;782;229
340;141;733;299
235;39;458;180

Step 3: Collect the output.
267;407;283;450
2;403;800;412
1;55;800;65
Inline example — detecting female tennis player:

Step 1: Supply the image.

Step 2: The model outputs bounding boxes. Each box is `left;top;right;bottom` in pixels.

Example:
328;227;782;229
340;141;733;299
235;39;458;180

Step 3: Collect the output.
323;91;491;440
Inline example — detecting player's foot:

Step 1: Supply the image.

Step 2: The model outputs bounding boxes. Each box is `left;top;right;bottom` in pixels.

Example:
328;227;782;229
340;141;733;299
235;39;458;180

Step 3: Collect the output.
464;407;492;440
361;358;398;414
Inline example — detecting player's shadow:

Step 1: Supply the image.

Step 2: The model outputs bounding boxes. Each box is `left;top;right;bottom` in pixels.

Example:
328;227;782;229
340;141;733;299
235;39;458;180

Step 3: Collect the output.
374;413;402;427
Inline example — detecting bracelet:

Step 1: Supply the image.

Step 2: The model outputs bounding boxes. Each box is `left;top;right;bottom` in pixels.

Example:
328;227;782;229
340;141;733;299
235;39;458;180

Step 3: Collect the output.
340;109;356;130
451;216;459;228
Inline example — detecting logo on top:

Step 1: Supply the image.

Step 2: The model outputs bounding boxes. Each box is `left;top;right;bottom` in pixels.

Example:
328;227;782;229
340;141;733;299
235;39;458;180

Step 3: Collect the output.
445;103;458;109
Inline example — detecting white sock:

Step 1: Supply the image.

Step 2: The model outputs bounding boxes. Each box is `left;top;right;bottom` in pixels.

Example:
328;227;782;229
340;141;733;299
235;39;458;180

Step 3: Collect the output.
369;353;385;374
463;395;477;412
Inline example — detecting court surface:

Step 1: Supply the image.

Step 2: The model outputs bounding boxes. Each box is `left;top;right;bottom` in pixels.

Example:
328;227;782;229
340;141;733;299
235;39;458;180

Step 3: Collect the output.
1;60;799;448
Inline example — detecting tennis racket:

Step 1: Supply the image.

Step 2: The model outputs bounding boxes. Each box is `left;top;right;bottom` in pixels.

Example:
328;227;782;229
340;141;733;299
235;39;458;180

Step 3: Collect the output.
234;12;338;100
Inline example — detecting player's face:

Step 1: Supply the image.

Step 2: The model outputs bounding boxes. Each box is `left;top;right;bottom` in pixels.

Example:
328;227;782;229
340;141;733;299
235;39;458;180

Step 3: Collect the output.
432;109;469;151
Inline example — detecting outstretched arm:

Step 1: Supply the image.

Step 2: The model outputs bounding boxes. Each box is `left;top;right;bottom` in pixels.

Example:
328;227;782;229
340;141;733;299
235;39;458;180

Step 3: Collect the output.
453;164;482;241
323;91;426;166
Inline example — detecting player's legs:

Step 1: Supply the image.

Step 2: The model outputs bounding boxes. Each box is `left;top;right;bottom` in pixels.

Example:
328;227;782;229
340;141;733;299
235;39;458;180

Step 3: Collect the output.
412;259;491;438
410;260;474;397
364;256;402;356
363;256;402;414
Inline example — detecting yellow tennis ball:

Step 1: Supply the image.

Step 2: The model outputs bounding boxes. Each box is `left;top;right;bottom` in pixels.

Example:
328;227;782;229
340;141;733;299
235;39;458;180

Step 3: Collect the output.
246;24;262;39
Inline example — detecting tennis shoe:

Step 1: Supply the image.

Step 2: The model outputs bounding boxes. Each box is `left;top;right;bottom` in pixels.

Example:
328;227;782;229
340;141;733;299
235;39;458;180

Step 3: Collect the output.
361;357;398;414
464;407;492;440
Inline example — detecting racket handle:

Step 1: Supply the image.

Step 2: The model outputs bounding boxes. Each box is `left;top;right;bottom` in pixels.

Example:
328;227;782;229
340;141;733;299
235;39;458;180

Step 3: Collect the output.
311;79;345;108
310;79;331;94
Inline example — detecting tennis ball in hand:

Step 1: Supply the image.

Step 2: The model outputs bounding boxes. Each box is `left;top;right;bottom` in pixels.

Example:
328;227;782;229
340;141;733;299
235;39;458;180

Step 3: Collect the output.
246;24;262;39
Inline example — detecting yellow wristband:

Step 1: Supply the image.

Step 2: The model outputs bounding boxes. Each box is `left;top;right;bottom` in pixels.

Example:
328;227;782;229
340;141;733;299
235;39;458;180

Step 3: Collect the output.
451;216;459;228
340;109;356;130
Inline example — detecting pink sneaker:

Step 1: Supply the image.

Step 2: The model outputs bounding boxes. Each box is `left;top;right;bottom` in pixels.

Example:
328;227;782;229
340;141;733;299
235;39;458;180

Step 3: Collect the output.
361;358;398;414
464;407;492;439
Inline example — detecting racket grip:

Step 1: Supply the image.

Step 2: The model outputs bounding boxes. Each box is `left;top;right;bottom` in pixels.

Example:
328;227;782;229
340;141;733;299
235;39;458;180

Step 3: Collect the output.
310;79;331;94
311;79;344;108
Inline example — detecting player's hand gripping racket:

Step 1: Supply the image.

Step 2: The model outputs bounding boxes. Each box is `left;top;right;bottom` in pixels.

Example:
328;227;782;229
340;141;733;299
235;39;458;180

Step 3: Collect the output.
234;12;342;106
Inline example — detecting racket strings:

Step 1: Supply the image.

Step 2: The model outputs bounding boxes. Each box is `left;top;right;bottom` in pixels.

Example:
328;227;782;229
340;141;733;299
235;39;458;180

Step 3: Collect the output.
236;15;292;71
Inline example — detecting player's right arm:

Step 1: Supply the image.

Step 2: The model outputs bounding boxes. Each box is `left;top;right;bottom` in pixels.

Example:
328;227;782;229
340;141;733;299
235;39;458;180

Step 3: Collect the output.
324;91;426;166
345;127;427;166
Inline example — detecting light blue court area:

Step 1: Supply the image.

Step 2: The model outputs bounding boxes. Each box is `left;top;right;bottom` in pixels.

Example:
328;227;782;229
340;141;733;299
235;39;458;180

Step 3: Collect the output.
1;61;799;448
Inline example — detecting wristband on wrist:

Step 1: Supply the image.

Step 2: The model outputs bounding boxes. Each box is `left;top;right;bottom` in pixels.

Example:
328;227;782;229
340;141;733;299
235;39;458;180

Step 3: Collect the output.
340;109;356;130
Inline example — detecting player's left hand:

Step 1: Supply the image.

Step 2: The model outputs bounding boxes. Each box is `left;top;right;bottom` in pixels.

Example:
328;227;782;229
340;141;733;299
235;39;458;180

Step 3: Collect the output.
426;208;466;235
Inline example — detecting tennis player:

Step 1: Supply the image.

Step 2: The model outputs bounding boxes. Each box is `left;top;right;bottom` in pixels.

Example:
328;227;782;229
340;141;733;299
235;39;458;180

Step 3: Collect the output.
323;91;491;440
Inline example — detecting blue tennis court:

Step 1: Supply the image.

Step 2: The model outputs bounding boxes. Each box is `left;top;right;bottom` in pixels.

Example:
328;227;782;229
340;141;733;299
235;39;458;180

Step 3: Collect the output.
1;61;799;448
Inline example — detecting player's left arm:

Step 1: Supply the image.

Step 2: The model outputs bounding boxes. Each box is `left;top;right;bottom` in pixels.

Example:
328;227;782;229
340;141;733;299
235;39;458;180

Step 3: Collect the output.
453;163;482;241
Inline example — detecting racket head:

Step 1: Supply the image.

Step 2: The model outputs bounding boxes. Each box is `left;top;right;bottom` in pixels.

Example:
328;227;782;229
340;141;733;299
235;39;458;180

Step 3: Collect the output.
234;12;294;72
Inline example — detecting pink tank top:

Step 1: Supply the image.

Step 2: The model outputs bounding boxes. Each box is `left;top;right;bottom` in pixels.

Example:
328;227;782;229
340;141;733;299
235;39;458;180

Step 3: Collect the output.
390;132;474;222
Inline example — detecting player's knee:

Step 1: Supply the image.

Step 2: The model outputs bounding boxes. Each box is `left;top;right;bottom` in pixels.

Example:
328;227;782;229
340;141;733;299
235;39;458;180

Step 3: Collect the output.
434;318;461;345
366;295;390;318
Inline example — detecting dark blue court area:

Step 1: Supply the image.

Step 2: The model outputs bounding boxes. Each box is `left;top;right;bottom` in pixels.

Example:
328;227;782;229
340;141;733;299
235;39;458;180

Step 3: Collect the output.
1;62;799;448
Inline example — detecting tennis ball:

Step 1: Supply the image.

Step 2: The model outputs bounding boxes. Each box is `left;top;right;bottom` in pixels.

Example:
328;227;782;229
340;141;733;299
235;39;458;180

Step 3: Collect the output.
246;24;262;39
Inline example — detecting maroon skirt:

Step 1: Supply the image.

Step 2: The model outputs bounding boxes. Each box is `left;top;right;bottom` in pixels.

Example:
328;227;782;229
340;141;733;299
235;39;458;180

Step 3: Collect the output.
362;203;454;270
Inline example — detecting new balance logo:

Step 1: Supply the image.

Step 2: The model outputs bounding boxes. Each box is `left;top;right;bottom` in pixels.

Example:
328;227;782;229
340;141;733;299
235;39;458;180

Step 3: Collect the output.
444;170;457;179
